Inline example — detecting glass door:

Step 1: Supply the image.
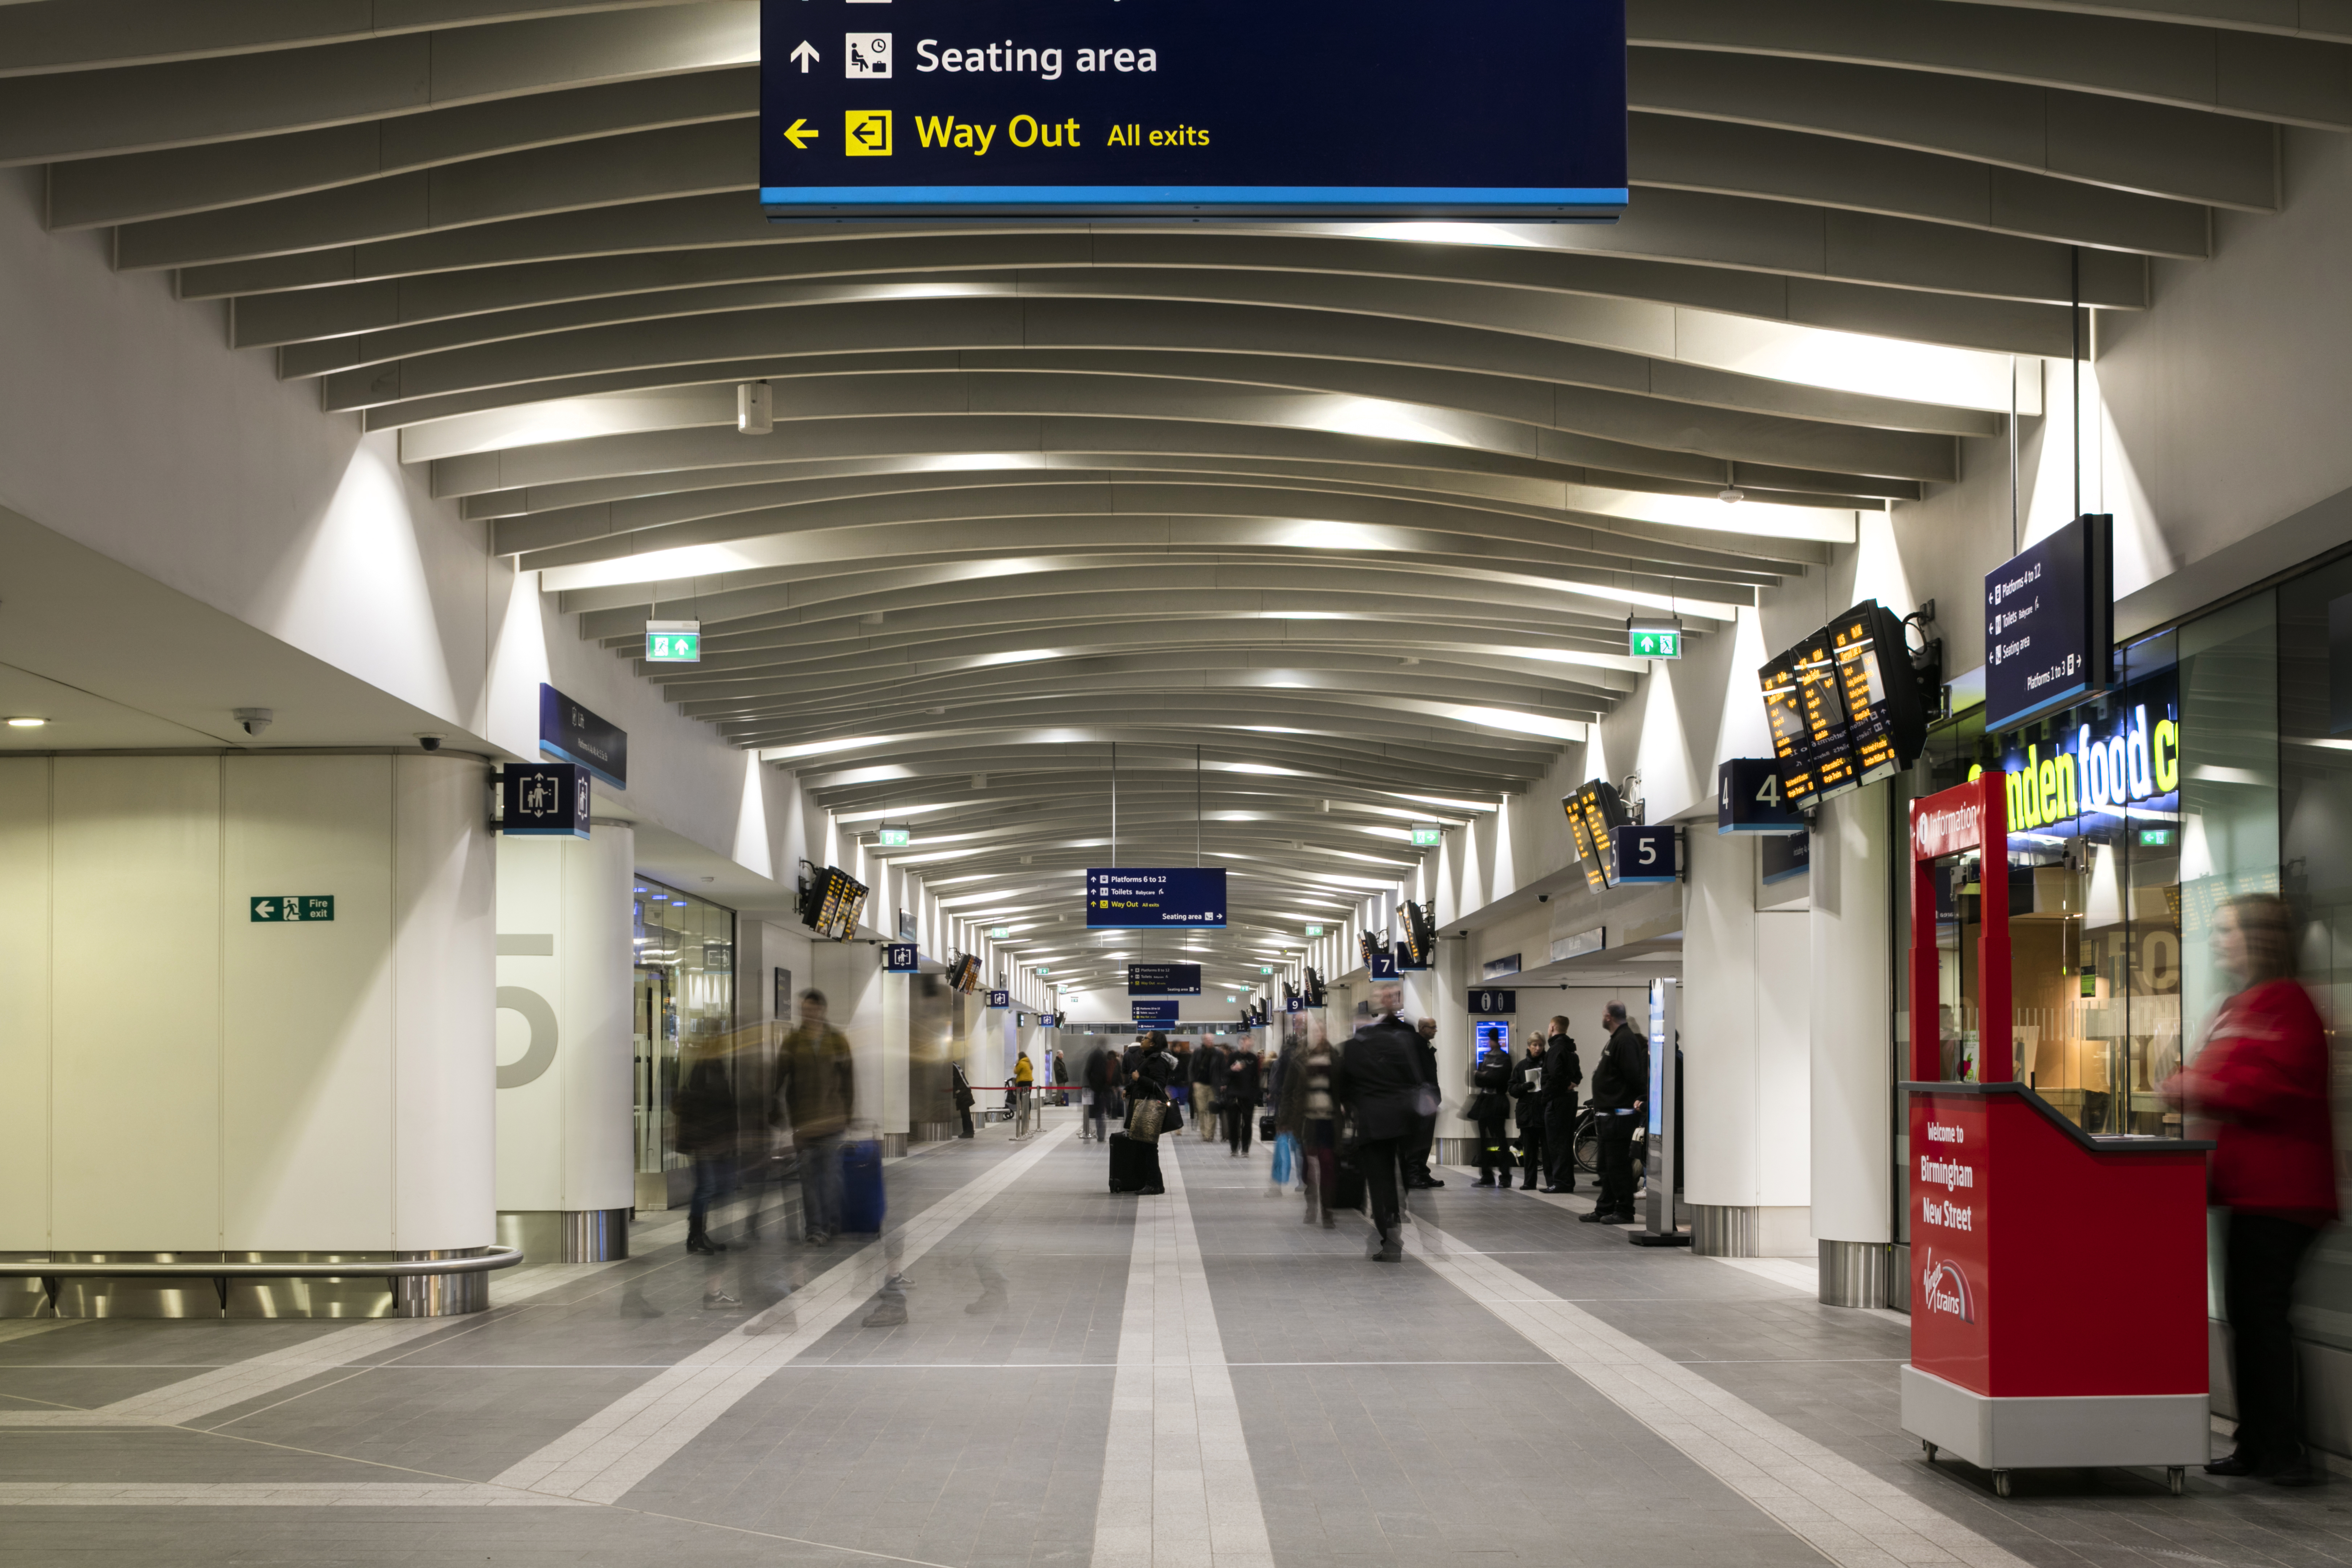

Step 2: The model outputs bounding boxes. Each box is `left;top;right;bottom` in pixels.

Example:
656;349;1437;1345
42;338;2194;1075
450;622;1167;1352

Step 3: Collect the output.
634;965;674;1176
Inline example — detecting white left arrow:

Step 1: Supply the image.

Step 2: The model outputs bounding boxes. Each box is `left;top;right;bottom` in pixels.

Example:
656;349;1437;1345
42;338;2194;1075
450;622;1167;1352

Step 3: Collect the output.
790;39;819;72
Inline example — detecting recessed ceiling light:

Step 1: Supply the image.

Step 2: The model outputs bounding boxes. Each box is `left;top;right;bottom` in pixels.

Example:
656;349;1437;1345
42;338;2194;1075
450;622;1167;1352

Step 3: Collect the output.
5;717;46;728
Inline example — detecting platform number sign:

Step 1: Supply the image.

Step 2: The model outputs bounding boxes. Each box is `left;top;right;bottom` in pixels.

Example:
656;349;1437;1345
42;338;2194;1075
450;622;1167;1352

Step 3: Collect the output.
1717;757;1807;834
1614;825;1677;885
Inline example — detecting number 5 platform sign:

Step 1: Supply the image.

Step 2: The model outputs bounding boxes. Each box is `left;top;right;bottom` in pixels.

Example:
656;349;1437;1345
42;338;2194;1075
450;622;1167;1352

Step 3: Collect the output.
1717;758;1806;835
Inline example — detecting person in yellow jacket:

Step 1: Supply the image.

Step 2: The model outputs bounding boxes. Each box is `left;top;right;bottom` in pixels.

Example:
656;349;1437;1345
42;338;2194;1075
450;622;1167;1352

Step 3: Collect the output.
1013;1049;1036;1136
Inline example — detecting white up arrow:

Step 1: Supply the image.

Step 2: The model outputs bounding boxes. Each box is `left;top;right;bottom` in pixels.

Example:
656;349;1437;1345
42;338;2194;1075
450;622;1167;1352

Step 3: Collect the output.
789;40;819;73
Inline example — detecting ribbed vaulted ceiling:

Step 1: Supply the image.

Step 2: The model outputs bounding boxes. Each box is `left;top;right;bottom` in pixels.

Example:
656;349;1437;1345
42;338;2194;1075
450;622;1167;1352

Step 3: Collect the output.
9;0;2335;991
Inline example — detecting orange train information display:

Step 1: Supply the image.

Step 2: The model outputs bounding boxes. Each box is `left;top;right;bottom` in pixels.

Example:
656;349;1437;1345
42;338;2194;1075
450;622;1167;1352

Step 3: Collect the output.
1901;775;2211;1496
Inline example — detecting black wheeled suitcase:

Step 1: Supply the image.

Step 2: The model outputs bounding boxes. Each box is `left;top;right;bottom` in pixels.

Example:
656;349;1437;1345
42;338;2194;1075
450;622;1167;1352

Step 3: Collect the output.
1330;1162;1367;1211
1108;1130;1164;1195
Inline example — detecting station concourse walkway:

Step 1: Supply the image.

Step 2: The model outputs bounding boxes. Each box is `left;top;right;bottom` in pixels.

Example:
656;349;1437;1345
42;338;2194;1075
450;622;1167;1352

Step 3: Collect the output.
0;1113;2340;1568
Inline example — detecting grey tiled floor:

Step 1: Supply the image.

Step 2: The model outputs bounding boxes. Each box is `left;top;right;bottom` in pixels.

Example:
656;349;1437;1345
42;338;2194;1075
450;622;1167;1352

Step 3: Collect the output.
5;1118;2351;1568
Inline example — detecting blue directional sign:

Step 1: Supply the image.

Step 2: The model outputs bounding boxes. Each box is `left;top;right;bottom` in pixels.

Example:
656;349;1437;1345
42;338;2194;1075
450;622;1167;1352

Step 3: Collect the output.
501;762;591;840
1127;963;1202;995
986;989;1010;1008
538;685;626;790
1986;513;2113;733
1132;1000;1180;1025
1087;868;1226;929
759;0;1628;220
885;943;919;973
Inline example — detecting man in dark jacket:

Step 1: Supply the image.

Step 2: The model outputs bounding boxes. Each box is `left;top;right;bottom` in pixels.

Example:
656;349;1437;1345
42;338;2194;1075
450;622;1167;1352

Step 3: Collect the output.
1539;1015;1582;1193
1189;1037;1222;1142
1583;1001;1647;1224
1332;989;1430;1261
1082;1040;1119;1142
1404;1018;1445;1189
1221;1046;1262;1155
1508;1035;1549;1191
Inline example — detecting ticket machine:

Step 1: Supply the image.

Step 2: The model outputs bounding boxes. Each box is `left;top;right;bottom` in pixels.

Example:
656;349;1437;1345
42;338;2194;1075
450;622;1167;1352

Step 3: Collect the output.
1901;775;2210;1495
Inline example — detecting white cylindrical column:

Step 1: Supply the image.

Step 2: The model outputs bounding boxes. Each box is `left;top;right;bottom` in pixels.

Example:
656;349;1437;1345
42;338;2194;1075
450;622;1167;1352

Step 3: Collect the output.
1431;934;1471;1166
1683;829;1814;1257
1810;782;1894;1304
494;824;635;1261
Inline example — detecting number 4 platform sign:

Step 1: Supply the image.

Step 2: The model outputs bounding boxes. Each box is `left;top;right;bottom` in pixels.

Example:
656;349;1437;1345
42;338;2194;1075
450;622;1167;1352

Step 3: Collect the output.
1717;758;1807;835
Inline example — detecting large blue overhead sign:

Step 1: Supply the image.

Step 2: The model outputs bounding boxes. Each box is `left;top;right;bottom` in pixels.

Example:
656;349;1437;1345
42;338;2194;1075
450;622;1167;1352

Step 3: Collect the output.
1087;867;1226;928
1985;514;2113;733
759;0;1628;220
1128;963;1202;995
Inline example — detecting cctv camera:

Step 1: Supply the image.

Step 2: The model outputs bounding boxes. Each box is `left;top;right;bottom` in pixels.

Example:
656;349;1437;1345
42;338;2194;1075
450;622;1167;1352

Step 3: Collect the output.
416;734;444;752
233;707;273;737
1536;893;1549;903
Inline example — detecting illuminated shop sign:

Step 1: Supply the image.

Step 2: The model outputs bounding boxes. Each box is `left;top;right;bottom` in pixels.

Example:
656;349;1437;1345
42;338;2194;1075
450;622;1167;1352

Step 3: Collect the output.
1967;674;2179;840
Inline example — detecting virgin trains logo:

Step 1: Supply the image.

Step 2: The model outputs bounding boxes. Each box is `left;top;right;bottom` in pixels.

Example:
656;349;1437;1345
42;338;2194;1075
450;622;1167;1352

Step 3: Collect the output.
1918;1251;1976;1323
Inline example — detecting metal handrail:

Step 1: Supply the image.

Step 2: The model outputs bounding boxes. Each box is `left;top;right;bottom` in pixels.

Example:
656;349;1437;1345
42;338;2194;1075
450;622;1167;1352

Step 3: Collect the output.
0;1247;526;1280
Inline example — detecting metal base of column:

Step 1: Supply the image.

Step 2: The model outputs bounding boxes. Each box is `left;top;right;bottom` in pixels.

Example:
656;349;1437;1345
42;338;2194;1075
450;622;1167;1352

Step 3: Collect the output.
393;1250;492;1317
1436;1136;1475;1168
913;1121;953;1145
497;1209;630;1264
1818;1239;1890;1308
883;1132;908;1158
1691;1205;1757;1257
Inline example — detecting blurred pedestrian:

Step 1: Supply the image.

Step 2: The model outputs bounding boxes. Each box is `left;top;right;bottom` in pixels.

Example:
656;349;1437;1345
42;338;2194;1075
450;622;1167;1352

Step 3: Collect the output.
1333;986;1428;1262
1192;1035;1222;1142
2169;894;2336;1485
775;988;856;1245
1509;1032;1549;1191
1082;1037;1118;1142
1540;1016;1581;1193
1223;1041;1262;1156
675;1036;738;1257
1583;1002;1646;1224
1279;1017;1340;1227
1405;1018;1444;1188
1468;1034;1514;1187
951;1060;975;1138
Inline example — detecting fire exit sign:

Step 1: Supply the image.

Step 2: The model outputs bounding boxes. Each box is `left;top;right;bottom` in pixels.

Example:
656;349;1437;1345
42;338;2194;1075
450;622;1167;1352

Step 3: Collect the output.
1629;628;1683;658
251;895;335;922
646;619;701;662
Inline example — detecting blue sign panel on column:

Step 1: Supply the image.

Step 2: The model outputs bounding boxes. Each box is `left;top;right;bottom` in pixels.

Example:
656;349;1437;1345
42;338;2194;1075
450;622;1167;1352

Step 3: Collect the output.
1132;1000;1180;1025
502;762;591;838
885;943;919;973
1470;989;1516;1015
759;0;1629;220
1087;867;1226;928
1613;825;1677;885
538;684;628;790
986;989;1010;1008
1367;952;1399;980
1717;758;1805;834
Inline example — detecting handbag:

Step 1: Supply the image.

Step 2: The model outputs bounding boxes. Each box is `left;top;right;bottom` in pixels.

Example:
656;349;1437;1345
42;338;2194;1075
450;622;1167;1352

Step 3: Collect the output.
1127;1097;1165;1142
1270;1132;1297;1187
1164;1098;1183;1132
1258;1112;1276;1141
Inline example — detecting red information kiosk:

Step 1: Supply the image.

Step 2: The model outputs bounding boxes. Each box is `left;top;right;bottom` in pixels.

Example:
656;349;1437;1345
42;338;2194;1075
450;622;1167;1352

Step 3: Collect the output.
1902;775;2211;1495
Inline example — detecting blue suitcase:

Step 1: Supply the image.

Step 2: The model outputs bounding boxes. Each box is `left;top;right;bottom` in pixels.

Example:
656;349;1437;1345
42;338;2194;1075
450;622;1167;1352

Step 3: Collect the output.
839;1137;886;1232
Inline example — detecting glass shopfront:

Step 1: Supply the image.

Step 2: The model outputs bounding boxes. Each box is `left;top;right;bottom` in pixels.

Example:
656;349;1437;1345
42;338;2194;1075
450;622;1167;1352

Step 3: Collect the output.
632;876;735;1196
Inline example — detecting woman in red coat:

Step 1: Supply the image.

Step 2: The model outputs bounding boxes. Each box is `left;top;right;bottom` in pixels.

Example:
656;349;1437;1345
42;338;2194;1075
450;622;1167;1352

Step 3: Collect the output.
2170;893;2337;1483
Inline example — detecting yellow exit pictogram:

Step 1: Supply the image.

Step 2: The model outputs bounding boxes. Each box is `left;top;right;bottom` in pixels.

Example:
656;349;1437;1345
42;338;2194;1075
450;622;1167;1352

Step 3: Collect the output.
845;109;892;155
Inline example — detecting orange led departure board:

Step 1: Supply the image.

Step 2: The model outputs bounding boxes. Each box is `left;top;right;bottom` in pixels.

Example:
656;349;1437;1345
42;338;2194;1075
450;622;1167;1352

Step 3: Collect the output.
1796;630;1858;799
1561;779;1631;893
1758;652;1818;808
1832;605;1900;784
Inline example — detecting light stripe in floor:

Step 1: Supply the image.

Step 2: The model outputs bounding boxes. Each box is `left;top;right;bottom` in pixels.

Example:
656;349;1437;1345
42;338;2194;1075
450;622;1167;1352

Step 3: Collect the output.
494;1120;1078;1505
1090;1139;1274;1568
1400;1217;2029;1568
0;1482;593;1507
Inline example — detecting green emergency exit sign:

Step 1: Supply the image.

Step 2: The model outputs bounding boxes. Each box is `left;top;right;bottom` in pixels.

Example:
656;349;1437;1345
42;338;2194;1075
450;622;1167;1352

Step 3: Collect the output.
1629;628;1682;658
251;895;334;922
646;619;701;663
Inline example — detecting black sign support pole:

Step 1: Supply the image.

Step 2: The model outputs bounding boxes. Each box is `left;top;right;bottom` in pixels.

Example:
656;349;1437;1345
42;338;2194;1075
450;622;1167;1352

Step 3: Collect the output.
2071;245;2082;526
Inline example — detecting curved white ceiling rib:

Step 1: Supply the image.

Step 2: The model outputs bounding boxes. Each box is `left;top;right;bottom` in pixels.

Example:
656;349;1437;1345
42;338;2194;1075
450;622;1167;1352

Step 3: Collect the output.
19;0;2333;979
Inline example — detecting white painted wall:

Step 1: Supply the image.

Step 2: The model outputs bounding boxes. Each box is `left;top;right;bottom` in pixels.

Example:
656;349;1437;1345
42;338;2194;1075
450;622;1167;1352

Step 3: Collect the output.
0;752;494;1253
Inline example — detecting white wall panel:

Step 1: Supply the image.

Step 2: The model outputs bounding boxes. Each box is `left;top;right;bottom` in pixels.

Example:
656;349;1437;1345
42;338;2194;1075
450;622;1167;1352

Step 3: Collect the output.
223;754;395;1251
1810;785;1893;1246
0;759;52;1250
51;756;223;1250
391;753;496;1249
